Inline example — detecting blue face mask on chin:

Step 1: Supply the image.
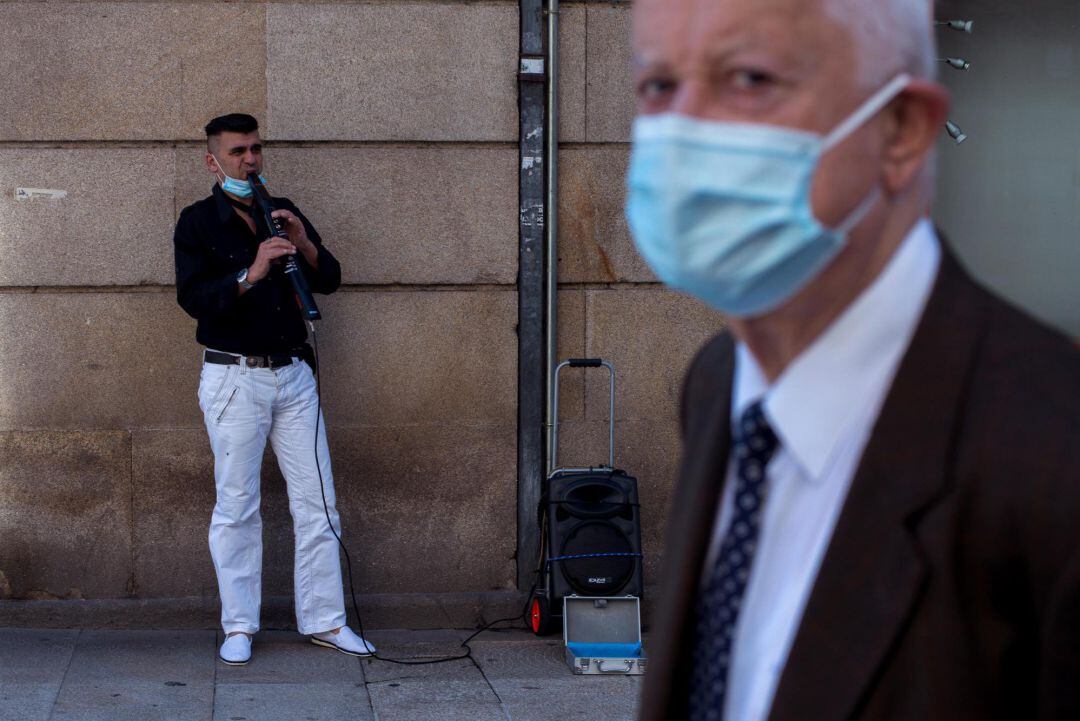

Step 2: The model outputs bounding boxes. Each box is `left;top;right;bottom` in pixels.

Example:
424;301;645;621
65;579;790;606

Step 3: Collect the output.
625;74;911;319
211;154;266;199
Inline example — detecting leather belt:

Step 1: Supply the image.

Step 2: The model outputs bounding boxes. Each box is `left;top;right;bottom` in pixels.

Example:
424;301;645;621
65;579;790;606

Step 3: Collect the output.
204;350;296;369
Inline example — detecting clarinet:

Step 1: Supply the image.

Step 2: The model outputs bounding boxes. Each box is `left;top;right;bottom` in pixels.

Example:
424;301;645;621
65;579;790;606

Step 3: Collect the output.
247;173;321;321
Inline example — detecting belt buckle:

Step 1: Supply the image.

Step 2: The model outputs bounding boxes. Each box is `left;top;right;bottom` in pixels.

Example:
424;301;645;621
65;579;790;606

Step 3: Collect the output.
246;356;259;368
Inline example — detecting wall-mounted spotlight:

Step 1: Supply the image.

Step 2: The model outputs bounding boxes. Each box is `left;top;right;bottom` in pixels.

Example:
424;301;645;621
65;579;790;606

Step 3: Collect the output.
940;57;971;71
936;19;974;33
945;121;968;144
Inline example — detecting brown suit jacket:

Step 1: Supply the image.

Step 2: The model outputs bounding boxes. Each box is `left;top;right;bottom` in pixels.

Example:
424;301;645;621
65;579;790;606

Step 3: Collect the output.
639;251;1080;721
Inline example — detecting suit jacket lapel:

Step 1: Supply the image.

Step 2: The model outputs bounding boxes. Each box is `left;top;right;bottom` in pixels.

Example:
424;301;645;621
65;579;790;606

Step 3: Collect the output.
640;333;737;721
768;251;989;721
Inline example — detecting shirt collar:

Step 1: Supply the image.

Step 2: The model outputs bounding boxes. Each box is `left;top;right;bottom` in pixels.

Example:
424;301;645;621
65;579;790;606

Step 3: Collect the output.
212;183;235;224
732;218;942;480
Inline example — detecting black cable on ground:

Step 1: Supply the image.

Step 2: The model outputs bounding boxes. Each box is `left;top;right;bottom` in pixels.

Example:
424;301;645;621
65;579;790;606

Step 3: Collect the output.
308;322;536;665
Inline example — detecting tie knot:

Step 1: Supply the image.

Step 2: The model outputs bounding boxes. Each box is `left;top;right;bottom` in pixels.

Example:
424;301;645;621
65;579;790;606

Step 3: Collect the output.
733;400;779;463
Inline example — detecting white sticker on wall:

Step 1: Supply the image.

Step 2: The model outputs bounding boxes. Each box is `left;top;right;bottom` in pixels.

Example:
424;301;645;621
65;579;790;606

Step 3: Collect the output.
15;187;68;200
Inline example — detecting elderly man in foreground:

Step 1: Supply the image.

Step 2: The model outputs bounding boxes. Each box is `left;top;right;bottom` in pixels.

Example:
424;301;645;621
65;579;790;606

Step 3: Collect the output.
628;1;1080;720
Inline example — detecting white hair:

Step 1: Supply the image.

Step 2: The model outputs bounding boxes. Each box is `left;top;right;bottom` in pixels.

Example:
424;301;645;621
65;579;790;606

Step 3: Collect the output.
827;0;938;88
826;0;941;202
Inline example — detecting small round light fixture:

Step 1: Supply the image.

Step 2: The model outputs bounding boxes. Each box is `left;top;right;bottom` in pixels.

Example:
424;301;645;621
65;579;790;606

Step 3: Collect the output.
936;19;974;33
945;121;968;145
940;57;972;71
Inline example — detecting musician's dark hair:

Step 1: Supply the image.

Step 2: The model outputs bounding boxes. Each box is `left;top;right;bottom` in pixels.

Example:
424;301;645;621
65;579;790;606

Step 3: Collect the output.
204;113;259;139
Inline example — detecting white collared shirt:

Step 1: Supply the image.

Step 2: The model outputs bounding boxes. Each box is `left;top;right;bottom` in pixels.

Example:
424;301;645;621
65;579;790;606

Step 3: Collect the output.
704;219;942;721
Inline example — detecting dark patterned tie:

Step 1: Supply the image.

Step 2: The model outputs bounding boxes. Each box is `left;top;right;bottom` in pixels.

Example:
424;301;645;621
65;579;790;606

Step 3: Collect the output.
688;400;780;721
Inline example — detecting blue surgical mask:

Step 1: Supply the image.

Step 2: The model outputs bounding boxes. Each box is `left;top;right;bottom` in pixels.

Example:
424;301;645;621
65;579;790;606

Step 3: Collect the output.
211;154;266;199
625;74;911;318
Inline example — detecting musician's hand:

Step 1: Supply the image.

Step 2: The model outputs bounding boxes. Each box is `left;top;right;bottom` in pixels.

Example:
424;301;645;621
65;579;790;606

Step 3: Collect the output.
248;237;296;283
271;210;313;254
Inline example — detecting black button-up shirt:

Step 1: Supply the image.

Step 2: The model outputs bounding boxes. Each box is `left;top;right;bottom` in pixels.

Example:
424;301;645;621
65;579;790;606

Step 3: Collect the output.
174;184;341;355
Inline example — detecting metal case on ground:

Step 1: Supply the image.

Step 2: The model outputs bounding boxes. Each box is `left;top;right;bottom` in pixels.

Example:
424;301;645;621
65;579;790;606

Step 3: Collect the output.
563;595;646;675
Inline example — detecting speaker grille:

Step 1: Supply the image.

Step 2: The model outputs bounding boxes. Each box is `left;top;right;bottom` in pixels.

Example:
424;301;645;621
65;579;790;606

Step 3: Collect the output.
559;521;634;596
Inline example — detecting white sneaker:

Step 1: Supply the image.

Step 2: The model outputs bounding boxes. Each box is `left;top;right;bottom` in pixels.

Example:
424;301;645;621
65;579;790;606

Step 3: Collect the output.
310;627;376;657
219;633;252;665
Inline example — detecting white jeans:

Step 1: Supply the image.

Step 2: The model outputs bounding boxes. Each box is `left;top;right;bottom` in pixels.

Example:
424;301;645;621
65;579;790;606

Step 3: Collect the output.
199;353;347;636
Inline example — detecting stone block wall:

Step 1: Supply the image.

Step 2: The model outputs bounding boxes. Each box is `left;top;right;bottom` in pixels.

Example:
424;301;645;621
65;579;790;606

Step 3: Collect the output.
0;1;722;605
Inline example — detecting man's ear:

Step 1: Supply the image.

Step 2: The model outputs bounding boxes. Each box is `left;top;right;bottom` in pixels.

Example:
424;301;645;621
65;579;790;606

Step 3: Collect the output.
205;151;220;176
881;80;950;194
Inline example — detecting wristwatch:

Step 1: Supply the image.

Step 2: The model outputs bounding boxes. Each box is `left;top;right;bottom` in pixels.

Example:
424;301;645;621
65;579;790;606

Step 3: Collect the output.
237;268;256;290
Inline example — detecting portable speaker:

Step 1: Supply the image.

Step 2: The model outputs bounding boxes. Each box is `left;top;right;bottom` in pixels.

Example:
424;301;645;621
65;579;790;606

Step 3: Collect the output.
546;467;643;601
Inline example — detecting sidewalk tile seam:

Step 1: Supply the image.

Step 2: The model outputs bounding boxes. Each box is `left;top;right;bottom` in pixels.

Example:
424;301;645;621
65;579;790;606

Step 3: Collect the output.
469;655;513;721
45;627;80;721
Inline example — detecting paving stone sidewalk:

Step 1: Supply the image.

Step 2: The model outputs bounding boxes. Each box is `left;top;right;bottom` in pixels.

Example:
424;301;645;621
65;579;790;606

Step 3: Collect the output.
0;627;643;721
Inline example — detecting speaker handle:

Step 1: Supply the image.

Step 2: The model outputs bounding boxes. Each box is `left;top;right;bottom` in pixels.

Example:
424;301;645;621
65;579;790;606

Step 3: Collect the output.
551;359;616;472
